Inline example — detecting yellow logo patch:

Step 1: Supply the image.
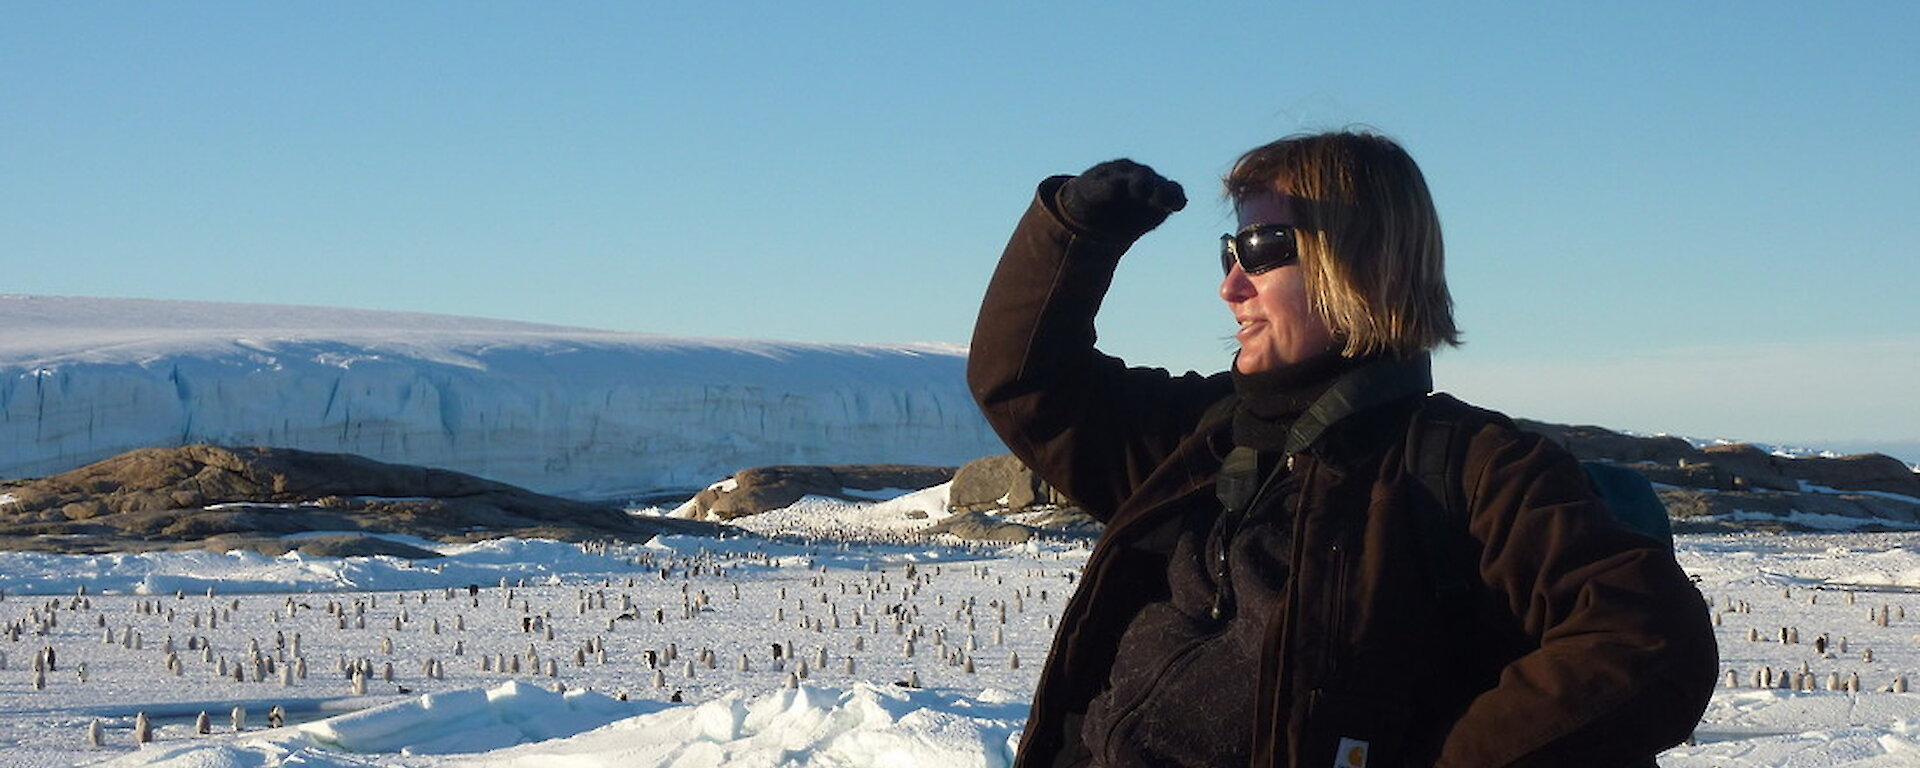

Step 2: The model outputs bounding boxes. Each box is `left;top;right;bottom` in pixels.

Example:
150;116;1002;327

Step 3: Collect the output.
1335;736;1369;768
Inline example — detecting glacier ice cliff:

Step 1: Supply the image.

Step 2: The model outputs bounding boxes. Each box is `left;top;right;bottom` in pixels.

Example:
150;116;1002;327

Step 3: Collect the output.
0;296;1005;499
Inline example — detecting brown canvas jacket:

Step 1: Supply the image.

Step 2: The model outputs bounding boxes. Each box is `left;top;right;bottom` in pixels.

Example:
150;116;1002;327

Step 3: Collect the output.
969;179;1719;768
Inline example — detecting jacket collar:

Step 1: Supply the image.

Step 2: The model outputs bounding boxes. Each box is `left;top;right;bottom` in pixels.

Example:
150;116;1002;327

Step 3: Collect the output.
1283;354;1434;459
1104;355;1431;541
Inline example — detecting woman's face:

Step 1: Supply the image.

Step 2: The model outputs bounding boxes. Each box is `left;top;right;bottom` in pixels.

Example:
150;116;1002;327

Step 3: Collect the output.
1223;192;1338;374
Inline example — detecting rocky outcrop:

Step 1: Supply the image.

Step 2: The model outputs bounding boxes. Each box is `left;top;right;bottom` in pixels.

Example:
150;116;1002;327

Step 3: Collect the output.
1517;420;1920;498
1514;419;1700;465
947;421;1920;536
938;455;1096;539
679;465;956;520
949;455;1071;513
1662;487;1920;534
0;444;716;556
673;422;1920;539
1777;452;1920;497
1515;422;1920;533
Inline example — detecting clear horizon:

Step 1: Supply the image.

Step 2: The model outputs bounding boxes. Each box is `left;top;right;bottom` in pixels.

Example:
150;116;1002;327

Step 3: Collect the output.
4;2;1914;449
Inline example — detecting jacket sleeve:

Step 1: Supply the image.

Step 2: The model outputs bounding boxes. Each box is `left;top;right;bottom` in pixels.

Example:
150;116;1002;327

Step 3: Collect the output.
967;177;1231;521
1438;427;1719;768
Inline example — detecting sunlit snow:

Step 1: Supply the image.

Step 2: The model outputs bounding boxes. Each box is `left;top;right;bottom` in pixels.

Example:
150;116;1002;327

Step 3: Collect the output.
0;487;1912;766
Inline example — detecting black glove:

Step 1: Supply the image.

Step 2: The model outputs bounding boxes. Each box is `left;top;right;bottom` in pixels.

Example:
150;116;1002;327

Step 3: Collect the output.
1056;159;1187;242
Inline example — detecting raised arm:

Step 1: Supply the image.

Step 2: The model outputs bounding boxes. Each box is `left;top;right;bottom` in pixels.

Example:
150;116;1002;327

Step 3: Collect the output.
967;163;1230;520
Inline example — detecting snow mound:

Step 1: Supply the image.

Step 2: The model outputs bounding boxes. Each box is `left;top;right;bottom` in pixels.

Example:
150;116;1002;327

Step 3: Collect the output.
727;484;957;540
98;681;1026;768
486;682;1025;767
299;680;638;754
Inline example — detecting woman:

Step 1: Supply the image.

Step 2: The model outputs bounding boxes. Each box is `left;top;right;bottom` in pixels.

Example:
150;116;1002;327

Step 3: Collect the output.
968;131;1717;768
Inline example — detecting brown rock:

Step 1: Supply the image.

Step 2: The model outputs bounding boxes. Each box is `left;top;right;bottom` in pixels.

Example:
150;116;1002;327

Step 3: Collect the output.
1513;419;1700;465
1694;444;1801;492
682;464;957;520
61;500;108;520
0;445;715;555
696;466;841;520
826;465;956;494
950;455;1069;513
1779;453;1920;497
1659;486;1920;534
1633;464;1724;490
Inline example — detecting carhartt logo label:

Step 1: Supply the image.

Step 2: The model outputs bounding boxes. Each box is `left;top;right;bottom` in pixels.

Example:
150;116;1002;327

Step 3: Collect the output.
1335;736;1369;768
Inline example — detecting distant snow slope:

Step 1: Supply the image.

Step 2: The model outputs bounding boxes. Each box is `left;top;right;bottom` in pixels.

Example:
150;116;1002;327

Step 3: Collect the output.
0;295;1004;498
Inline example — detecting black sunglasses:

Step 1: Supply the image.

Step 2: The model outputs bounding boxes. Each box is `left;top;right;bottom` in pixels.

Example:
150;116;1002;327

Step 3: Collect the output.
1220;224;1299;276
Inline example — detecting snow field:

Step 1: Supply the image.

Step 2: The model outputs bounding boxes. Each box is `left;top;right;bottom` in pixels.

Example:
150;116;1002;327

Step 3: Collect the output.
8;494;1920;765
0;518;1083;767
1662;532;1920;766
93;681;1029;768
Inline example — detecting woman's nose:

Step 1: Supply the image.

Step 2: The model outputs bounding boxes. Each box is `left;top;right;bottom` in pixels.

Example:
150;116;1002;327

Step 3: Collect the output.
1219;263;1255;303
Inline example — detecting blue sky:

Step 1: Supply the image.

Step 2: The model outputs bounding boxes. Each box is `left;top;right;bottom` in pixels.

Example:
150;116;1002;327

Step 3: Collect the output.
3;2;1915;455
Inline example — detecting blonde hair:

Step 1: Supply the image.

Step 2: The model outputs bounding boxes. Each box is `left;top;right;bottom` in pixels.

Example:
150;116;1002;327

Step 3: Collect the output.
1224;131;1460;356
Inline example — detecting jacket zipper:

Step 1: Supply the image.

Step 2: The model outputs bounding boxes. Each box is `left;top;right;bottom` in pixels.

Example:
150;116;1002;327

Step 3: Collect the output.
1207;521;1233;620
1209;453;1291;620
1321;532;1350;680
1267;453;1315;755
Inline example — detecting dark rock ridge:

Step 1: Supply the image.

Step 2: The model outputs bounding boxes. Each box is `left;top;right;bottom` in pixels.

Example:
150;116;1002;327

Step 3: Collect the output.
678;465;957;520
942;423;1920;536
0;445;716;556
672;419;1919;540
1514;419;1920;533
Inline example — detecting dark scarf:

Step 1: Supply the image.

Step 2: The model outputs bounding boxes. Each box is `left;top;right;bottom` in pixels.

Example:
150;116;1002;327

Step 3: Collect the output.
1230;352;1366;452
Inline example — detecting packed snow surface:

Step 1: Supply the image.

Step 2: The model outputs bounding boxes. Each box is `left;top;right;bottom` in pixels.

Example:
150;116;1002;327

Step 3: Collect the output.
5;487;1920;766
0;295;1002;498
100;681;1026;768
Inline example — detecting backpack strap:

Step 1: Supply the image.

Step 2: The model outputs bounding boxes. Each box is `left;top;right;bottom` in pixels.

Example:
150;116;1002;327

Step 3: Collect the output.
1216;446;1261;515
1404;394;1493;605
1194;393;1263;515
